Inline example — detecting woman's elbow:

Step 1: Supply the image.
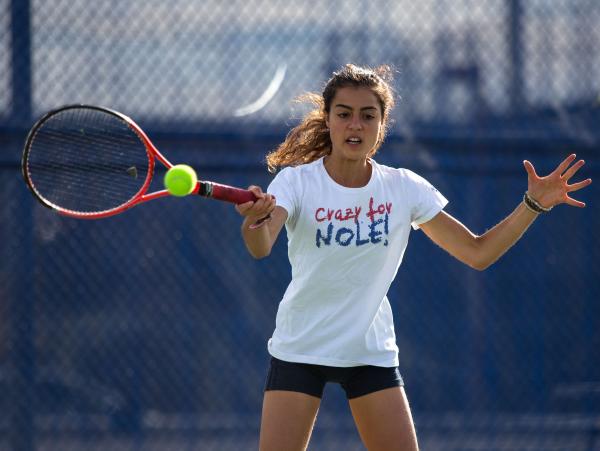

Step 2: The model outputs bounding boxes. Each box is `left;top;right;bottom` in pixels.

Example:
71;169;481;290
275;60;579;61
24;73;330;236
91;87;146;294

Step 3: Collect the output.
461;242;494;271
247;246;272;259
469;259;491;271
467;252;498;271
251;251;271;260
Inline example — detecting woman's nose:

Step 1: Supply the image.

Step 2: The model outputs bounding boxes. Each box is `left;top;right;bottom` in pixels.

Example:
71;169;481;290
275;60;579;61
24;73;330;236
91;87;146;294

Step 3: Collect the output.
349;116;363;130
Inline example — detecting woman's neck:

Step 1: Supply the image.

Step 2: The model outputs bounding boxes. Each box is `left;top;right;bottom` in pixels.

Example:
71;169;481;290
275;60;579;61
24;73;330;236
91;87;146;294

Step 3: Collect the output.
323;155;372;188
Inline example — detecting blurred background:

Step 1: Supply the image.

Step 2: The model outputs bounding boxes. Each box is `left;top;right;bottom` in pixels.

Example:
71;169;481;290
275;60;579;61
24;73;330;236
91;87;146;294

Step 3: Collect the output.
1;0;599;450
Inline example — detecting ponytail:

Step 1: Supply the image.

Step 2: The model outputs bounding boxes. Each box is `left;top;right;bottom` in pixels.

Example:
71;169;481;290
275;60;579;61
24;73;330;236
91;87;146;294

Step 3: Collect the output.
266;94;331;172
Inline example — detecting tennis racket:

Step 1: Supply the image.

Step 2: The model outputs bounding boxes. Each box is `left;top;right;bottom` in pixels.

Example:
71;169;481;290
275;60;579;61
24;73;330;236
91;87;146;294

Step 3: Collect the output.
21;104;258;219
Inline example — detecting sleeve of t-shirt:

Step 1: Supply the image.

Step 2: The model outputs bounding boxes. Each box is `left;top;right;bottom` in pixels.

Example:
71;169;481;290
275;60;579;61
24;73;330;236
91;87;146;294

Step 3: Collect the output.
405;170;449;230
267;166;299;226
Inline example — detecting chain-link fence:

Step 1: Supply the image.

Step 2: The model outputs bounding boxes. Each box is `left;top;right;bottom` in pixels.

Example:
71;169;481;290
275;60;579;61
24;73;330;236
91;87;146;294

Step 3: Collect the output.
1;1;599;450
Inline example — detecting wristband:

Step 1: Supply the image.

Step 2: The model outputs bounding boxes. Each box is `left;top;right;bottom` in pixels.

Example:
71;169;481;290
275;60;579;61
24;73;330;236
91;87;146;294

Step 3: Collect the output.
248;214;272;230
523;192;552;214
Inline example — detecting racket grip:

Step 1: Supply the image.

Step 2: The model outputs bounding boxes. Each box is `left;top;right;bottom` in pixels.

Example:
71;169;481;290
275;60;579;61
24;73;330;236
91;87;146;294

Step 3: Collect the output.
198;181;257;204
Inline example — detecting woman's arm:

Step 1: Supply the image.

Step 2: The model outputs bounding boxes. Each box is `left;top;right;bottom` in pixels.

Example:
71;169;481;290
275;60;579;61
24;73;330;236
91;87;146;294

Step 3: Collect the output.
420;154;592;271
235;186;287;259
420;207;536;271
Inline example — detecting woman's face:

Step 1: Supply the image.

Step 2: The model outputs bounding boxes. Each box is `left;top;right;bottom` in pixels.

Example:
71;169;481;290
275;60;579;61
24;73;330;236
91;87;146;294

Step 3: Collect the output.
325;86;383;163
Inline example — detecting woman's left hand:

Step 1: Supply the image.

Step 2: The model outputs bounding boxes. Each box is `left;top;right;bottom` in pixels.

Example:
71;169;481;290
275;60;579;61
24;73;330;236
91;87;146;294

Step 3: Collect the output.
524;154;592;209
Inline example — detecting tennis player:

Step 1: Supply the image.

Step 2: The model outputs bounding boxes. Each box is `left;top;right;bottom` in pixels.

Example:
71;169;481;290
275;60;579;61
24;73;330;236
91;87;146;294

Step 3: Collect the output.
236;64;591;451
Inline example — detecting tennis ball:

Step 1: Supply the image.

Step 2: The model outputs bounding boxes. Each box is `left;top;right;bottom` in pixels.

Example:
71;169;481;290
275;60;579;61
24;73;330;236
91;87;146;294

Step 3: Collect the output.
164;164;197;197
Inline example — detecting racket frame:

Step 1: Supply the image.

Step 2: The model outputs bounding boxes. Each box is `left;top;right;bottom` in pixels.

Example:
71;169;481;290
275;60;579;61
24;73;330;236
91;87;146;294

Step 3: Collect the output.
22;104;256;219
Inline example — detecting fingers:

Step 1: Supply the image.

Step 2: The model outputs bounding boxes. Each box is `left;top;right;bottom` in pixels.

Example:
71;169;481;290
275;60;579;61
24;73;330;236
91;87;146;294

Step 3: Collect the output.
561;158;586;181
567;178;593;192
235;185;276;220
523;160;538;179
235;200;255;215
247;185;264;198
565;195;587;208
526;154;580;180
254;194;276;217
554;153;578;176
560;155;591;208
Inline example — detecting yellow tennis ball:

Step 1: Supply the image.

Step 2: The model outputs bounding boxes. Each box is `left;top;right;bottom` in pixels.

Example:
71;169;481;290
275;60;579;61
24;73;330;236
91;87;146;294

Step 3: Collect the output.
164;164;197;197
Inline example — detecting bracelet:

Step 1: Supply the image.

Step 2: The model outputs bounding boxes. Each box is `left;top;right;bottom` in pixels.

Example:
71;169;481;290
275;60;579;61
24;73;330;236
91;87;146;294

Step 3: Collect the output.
248;214;272;230
523;191;552;214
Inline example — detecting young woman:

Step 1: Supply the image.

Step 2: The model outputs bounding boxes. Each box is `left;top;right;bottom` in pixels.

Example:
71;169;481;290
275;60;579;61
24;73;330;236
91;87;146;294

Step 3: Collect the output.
235;64;592;451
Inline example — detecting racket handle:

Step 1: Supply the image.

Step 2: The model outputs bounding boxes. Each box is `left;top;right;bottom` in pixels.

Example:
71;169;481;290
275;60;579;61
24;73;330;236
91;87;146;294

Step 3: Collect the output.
198;181;257;204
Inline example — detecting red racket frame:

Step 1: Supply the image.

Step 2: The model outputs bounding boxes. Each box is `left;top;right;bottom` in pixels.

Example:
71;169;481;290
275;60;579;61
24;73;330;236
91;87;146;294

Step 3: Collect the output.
22;105;257;219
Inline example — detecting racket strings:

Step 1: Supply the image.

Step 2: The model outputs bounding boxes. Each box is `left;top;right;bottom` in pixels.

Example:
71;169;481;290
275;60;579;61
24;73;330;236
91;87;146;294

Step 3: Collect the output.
25;108;151;214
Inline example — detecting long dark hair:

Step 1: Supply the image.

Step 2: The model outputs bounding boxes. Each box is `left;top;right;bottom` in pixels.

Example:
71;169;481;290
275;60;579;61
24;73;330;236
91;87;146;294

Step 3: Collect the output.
266;64;395;172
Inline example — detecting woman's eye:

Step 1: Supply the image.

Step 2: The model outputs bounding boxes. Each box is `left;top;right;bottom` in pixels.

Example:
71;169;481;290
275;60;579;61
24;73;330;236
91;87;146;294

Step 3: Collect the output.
338;113;349;118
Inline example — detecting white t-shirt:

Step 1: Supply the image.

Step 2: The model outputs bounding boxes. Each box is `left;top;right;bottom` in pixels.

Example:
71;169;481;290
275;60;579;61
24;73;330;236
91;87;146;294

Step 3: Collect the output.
266;157;448;367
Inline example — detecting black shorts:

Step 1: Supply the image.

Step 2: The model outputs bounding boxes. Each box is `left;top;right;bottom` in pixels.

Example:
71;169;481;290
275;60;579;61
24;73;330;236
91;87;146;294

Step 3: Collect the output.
264;357;404;399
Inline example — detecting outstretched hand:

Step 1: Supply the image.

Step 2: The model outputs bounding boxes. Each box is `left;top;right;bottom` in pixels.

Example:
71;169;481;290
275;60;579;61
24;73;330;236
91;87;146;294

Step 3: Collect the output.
523;154;592;209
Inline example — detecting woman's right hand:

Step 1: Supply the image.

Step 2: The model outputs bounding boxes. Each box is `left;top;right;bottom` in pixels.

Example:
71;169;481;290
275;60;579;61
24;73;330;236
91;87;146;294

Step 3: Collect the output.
235;185;276;227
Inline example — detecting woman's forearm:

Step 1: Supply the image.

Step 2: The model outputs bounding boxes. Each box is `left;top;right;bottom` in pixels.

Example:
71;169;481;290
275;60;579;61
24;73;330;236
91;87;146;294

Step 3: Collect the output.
421;201;540;271
472;201;539;270
241;217;274;259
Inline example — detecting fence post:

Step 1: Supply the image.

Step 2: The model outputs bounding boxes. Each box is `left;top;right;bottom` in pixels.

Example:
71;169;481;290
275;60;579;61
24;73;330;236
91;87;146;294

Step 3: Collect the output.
10;0;32;126
8;210;35;451
9;2;35;450
507;0;524;112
